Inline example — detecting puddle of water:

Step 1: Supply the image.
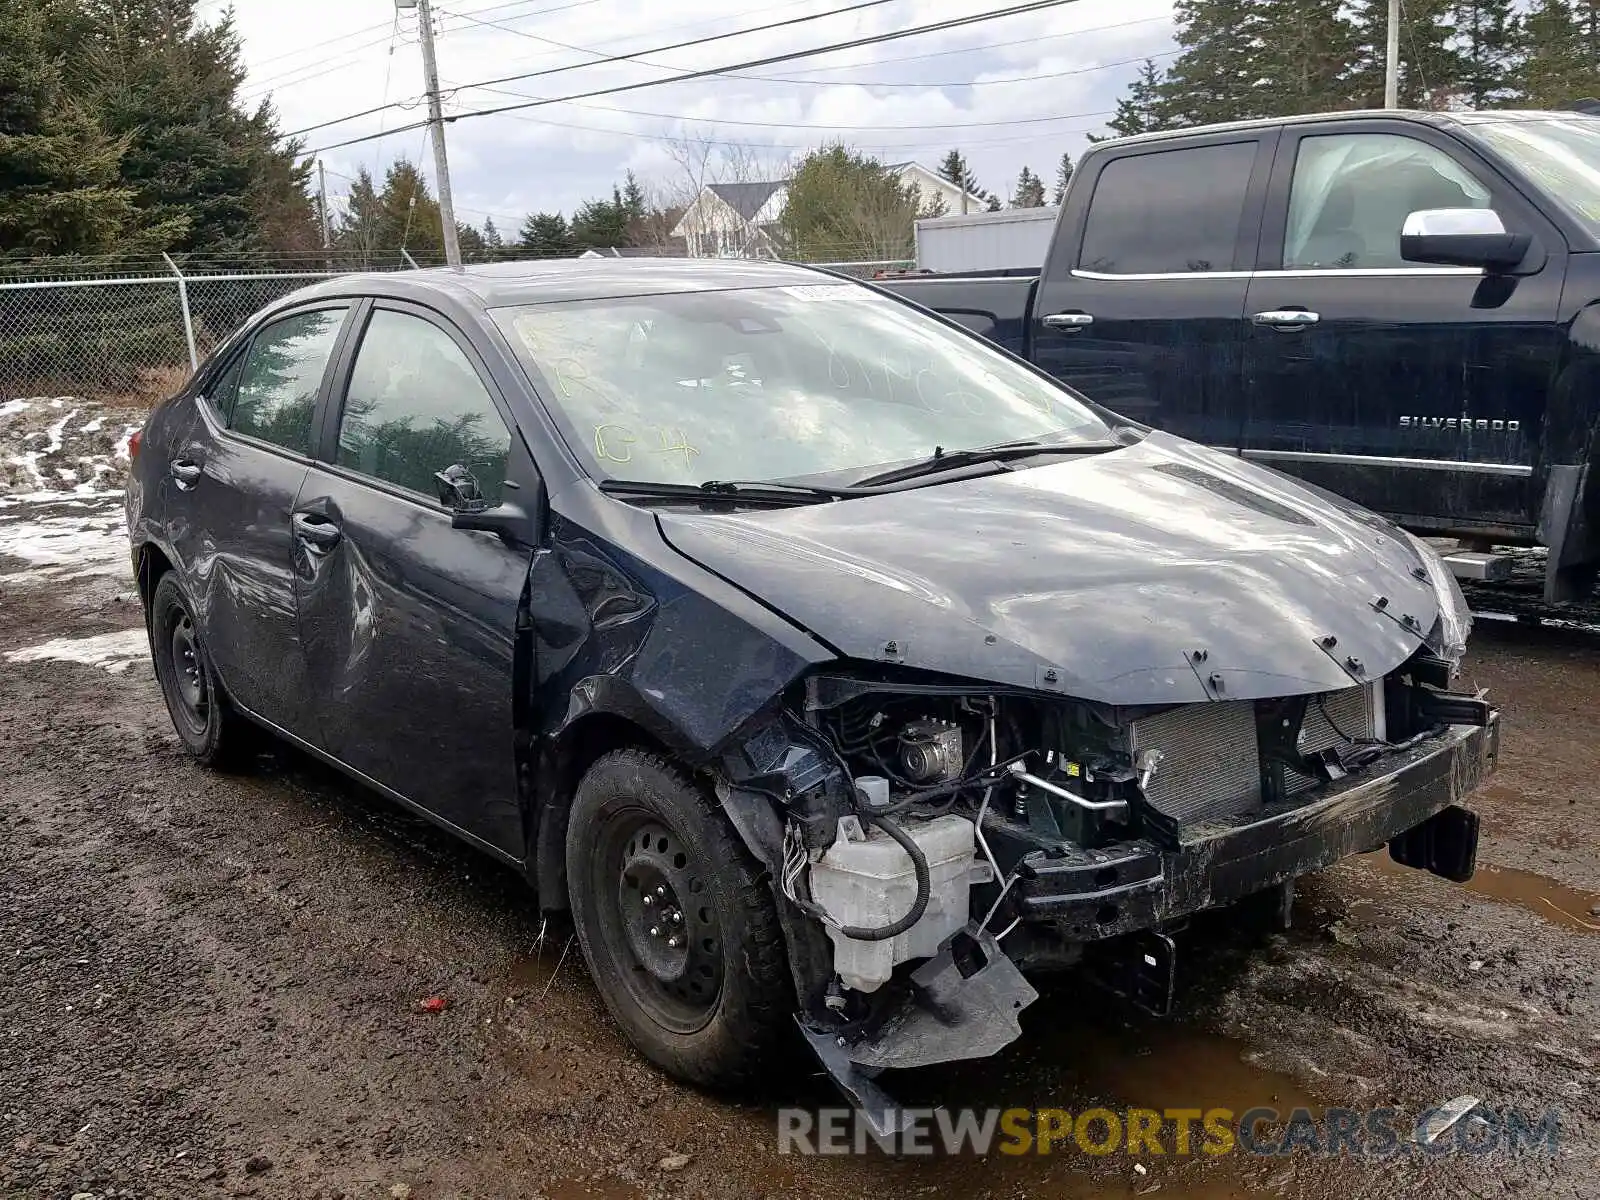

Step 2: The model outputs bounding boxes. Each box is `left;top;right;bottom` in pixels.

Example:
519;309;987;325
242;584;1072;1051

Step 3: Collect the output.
1357;850;1600;933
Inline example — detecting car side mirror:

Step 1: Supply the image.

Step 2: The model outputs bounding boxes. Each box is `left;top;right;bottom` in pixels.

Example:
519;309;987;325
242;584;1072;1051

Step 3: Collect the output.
1400;208;1531;271
434;463;488;513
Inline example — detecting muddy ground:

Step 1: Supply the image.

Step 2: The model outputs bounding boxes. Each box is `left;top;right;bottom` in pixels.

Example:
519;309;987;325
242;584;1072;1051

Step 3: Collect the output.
2;401;1597;1199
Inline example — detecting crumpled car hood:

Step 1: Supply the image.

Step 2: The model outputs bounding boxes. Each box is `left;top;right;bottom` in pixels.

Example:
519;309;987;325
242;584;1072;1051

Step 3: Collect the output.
656;433;1441;706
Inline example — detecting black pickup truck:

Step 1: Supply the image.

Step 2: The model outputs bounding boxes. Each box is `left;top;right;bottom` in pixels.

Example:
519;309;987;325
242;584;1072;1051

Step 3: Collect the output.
880;109;1600;603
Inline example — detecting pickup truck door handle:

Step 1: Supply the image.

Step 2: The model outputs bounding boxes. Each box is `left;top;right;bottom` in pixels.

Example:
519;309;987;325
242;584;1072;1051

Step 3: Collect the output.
1042;311;1094;331
1253;309;1320;329
170;459;202;488
291;512;342;550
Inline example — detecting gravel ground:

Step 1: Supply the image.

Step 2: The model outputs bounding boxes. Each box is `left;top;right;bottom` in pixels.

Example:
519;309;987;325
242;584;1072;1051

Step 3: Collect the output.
2;401;1597;1199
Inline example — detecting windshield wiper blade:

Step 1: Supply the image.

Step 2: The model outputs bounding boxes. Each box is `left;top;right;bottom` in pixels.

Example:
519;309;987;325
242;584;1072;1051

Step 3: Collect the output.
849;439;1125;489
598;478;865;505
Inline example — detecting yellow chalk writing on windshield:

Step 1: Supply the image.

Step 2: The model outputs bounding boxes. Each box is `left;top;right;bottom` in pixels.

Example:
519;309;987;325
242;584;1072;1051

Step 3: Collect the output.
654;427;700;469
594;423;637;463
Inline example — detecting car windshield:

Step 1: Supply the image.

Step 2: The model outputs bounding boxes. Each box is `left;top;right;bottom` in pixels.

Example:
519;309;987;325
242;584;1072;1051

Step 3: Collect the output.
1466;116;1600;235
490;283;1111;486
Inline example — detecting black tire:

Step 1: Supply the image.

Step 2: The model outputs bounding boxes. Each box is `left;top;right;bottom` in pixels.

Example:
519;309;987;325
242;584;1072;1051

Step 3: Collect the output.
148;573;250;769
566;748;793;1090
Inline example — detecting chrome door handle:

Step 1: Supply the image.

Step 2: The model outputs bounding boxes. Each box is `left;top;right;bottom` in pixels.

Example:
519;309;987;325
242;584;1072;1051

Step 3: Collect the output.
1042;311;1094;331
1253;309;1320;329
170;459;202;488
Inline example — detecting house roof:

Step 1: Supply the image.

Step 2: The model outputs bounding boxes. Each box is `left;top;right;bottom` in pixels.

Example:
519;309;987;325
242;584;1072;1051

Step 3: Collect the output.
706;180;787;221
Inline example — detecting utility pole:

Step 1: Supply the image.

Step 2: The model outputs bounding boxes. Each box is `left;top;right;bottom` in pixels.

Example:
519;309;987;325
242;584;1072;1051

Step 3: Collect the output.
317;159;331;255
413;0;462;267
1384;0;1401;108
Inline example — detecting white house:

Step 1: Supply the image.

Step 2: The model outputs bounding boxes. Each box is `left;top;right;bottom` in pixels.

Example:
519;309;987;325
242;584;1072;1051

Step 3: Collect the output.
670;163;985;259
883;161;988;217
671;181;790;259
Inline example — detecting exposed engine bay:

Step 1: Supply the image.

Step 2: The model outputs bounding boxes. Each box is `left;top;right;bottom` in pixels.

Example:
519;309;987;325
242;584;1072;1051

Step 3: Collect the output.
719;646;1497;1128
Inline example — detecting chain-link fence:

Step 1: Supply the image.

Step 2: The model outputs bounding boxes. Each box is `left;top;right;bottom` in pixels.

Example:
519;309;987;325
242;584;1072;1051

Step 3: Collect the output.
0;253;914;405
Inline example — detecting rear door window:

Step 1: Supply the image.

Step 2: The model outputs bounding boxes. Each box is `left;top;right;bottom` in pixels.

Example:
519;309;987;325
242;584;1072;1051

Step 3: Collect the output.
1079;141;1258;274
334;308;513;505
229;307;348;454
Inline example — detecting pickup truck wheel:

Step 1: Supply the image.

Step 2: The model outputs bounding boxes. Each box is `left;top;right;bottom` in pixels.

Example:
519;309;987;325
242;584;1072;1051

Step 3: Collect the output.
566;748;793;1090
148;574;250;769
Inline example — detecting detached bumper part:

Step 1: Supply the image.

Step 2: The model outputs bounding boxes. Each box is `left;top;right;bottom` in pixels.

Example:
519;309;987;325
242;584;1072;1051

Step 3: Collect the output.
1013;717;1498;936
799;925;1038;1130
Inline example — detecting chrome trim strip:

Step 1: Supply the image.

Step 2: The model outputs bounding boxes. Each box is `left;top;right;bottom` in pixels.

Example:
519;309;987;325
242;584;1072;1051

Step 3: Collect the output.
1071;268;1252;281
1240;448;1531;476
1069;266;1481;281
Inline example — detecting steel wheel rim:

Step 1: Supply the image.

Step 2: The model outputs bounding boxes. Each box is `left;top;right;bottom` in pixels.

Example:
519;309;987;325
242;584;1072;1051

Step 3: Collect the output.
168;614;209;734
598;813;723;1035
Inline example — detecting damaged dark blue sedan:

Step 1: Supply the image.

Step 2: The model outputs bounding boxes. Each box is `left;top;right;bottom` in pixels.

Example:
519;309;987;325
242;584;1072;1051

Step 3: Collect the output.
125;260;1497;1117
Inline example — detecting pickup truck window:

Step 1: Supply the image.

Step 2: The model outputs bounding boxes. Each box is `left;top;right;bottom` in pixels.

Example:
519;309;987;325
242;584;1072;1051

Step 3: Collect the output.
492;284;1111;486
1079;141;1256;275
1284;133;1492;270
1466;117;1600;234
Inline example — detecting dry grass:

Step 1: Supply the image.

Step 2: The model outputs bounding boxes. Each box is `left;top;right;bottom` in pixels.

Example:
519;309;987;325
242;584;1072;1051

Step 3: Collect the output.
98;363;194;411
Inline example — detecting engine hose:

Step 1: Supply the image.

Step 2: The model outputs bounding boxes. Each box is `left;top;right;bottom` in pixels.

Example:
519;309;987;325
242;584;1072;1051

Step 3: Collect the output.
835;813;930;942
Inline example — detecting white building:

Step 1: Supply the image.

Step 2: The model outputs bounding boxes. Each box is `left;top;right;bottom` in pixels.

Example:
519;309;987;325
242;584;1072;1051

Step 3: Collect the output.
670;163;985;258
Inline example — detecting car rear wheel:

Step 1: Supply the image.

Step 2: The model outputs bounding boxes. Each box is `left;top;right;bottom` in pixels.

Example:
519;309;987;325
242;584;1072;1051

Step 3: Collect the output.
566;748;793;1089
149;573;249;769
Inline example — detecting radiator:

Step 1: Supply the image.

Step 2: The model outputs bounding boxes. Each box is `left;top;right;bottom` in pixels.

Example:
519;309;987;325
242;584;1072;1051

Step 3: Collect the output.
1128;700;1263;824
1128;684;1382;824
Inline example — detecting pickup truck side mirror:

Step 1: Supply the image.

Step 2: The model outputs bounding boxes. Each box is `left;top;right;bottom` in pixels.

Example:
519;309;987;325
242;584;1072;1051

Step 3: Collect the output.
1400;208;1532;271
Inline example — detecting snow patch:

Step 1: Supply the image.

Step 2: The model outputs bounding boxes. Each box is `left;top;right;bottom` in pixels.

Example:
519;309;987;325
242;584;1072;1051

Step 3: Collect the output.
0;400;30;419
0;503;131;584
4;628;150;674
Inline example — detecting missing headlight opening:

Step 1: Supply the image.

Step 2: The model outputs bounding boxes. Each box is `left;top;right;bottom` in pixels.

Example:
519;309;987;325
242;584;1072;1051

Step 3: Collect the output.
720;647;1496;1123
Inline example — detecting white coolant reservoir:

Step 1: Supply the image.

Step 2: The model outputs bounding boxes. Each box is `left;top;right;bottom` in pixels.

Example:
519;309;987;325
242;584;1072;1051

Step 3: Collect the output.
810;812;979;993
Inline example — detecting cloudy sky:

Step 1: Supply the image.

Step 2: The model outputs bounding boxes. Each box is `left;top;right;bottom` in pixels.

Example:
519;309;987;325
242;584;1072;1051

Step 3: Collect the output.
203;0;1178;238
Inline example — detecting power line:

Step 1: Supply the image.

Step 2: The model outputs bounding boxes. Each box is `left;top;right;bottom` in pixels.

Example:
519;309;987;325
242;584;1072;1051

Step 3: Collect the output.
453;47;1175;108
244;0;599;92
300;0;1089;154
442;3;1171;92
282;0;909;140
455;84;1116;130
489;107;1108;154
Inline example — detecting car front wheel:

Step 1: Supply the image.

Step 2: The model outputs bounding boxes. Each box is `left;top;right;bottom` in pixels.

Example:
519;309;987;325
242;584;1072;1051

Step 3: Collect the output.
566;747;793;1089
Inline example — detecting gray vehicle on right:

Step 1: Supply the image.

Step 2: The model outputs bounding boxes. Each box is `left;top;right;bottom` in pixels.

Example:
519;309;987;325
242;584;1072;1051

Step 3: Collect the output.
882;108;1600;607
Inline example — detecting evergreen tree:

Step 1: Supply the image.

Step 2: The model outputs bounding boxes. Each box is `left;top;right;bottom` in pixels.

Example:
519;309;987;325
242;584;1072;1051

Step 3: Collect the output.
1102;59;1175;138
518;212;573;256
1346;0;1466;107
332;159;442;267
0;0;179;260
75;0;317;259
1159;0;1263;126
620;170;647;222
1514;0;1591;105
1453;0;1517;106
985;194;1003;212
1053;151;1074;204
570;187;631;249
1253;0;1364;114
936;148;985;211
1011;166;1046;207
482;216;504;250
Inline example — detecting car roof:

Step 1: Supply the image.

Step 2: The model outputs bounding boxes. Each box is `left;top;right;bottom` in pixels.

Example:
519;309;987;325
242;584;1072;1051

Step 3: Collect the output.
281;257;836;312
1090;107;1600;151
